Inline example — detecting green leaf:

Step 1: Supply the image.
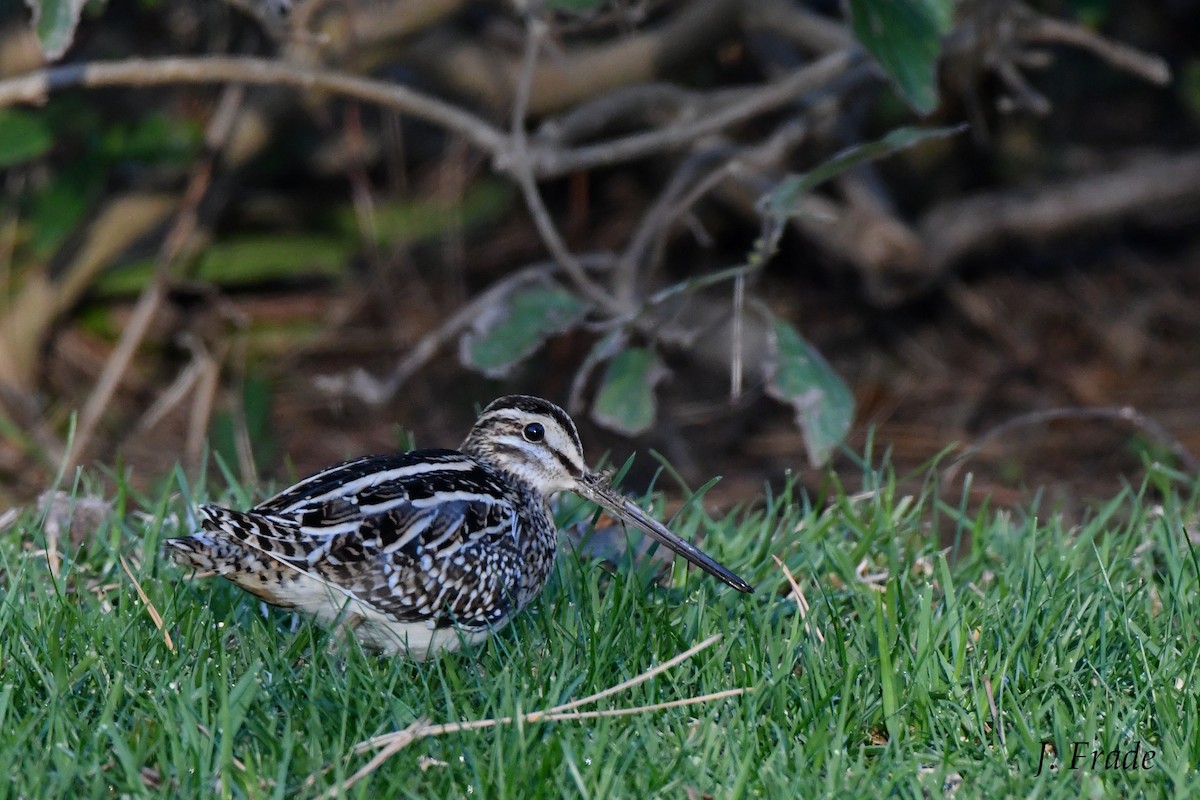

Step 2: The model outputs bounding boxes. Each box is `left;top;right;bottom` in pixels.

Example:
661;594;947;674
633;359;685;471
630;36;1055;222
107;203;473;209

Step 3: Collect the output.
766;317;854;467
29;178;92;257
761;124;965;219
460;286;588;378
591;347;665;436
848;0;953;114
100;113;203;165
331;180;515;247
94;235;354;296
25;0;89;61
0;109;53;168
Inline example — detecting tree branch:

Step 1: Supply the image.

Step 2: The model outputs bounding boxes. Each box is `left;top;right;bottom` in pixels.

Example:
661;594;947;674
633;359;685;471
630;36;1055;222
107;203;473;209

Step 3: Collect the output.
0;55;508;155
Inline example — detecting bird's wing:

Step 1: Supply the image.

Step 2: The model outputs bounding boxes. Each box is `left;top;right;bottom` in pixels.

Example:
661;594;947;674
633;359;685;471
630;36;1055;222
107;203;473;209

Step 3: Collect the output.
202;451;523;626
254;449;474;516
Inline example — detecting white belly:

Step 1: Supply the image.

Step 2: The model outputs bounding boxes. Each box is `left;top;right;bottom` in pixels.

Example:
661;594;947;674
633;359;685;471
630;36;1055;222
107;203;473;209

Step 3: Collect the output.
266;568;500;659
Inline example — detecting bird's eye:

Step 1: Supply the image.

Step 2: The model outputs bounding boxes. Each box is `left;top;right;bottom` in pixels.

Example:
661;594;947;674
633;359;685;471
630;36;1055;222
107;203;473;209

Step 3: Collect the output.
523;422;545;442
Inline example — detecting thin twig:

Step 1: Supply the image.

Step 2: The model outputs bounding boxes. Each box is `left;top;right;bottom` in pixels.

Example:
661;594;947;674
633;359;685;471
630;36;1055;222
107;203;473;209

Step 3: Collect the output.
64;278;167;472
508;16;624;314
0;50;857;186
120;555;177;653
325;719;428;799
942;405;1200;485
432;689;747;733
315;255;613;405
984;676;1005;746
0;56;507;155
228;333;259;487
0;52;857;180
731;271;745;400
63;86;245;471
617;147;736;305
921;149;1200;276
135;354;207;433
618;116;810;302
323;632;740;797
773;555;824;645
359;631;726;752
327;690;745;798
518;49;854;177
186;345;221;472
534;631;726;717
1022;11;1170;86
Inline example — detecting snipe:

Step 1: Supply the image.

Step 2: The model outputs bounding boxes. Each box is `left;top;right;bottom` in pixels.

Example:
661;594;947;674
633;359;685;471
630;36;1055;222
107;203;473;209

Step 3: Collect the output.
164;395;752;659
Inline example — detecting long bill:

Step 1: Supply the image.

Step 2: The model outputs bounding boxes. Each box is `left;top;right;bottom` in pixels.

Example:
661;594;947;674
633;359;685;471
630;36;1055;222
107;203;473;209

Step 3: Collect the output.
579;474;754;594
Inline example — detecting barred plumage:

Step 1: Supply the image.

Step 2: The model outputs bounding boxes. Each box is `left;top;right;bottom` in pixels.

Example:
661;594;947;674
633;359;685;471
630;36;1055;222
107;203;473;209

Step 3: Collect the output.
164;395;752;659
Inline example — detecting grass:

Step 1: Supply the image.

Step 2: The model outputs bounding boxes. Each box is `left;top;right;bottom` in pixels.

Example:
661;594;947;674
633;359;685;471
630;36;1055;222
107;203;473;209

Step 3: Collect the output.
1;460;1198;798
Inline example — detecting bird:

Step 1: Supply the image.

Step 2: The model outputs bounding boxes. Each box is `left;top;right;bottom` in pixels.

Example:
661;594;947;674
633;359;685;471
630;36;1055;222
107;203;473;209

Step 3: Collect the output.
164;395;753;659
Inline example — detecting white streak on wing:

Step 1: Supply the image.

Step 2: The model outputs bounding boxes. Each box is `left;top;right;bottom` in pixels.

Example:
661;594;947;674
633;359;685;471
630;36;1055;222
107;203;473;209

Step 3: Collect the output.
358;496;416;516
421;511;468;552
410;490;502;507
279;460;477;510
436;518;511;561
381;512;436;554
298;519;360;538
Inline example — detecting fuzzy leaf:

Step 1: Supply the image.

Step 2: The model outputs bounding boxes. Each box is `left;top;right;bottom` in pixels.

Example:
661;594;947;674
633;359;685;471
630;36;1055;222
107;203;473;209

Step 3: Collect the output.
332;180;515;247
547;0;608;10
25;0;89;61
766;318;854;467
591;347;664;436
762;125;965;219
848;0;953;114
0;109;53;168
461;286;588;378
95;235;354;296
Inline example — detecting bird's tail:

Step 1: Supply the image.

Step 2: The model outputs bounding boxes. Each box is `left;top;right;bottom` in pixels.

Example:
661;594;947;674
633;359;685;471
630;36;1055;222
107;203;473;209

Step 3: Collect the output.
162;533;238;572
162;504;300;571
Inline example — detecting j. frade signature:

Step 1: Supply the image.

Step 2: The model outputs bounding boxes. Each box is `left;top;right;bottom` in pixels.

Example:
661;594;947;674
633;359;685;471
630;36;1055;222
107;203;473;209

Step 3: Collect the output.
1036;741;1156;777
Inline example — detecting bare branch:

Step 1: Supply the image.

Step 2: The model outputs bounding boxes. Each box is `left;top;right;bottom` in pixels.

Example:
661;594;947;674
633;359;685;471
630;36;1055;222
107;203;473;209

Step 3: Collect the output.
943;406;1200;486
616;117;810;305
515;49;856;178
920;150;1200;276
508;16;625;314
314;254;615;406
1022;11;1171;86
0;50;857;186
0;55;508;155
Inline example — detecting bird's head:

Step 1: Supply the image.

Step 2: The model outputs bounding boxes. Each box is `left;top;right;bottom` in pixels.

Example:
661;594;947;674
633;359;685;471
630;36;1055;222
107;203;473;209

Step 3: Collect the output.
463;395;753;594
